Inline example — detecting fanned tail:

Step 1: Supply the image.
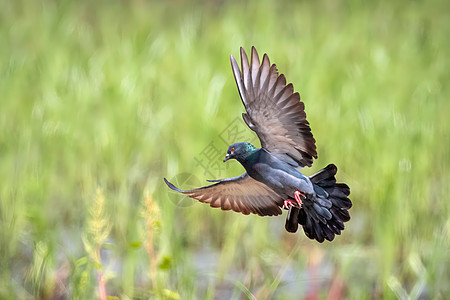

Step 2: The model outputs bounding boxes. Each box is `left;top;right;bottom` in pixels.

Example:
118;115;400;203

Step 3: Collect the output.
295;164;352;242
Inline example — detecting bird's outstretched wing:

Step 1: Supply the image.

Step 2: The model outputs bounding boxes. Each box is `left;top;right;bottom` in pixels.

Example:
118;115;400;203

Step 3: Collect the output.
164;173;284;216
230;46;317;168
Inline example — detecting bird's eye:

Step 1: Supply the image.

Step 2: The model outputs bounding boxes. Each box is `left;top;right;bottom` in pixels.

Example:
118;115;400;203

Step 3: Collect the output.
231;147;235;152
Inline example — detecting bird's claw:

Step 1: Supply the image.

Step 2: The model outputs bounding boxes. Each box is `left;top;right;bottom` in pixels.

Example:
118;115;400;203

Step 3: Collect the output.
283;190;305;209
294;190;305;205
283;200;296;209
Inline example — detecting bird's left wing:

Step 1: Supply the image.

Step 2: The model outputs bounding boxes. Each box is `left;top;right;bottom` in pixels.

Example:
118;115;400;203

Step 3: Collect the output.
230;47;317;168
164;173;284;216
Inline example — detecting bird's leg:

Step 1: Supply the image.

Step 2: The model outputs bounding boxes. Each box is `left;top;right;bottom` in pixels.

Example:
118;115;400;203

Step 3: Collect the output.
283;191;306;209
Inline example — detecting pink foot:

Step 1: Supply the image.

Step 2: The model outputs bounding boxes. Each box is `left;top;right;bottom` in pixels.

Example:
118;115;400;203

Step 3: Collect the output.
283;191;305;209
294;191;305;206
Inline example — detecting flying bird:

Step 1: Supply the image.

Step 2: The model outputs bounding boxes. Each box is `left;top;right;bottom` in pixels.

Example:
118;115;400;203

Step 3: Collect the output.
164;47;351;242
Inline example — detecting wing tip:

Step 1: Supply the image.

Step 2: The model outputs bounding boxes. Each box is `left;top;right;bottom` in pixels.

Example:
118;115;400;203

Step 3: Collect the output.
251;46;259;59
240;47;250;67
163;178;182;192
230;54;236;63
262;53;270;66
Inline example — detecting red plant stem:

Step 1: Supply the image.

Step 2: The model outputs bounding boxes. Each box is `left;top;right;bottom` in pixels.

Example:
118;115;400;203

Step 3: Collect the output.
97;248;107;300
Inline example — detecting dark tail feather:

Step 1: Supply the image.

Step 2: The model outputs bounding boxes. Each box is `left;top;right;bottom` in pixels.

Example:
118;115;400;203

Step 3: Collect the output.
299;164;352;243
285;206;300;233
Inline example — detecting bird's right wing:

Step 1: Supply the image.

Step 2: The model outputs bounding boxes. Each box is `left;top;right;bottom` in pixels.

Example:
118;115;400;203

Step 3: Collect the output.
164;173;284;216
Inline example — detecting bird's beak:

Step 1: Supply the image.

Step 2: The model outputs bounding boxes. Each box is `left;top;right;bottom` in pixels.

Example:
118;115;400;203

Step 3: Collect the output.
223;154;230;162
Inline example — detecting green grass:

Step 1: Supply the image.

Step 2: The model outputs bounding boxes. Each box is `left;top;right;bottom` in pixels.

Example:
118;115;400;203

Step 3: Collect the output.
1;0;449;298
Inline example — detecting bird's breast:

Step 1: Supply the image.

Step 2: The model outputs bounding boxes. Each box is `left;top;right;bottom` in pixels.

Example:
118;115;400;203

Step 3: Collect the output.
247;162;314;197
247;163;287;192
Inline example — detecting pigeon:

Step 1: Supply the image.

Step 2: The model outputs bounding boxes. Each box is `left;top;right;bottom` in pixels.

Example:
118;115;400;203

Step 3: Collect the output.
164;47;352;243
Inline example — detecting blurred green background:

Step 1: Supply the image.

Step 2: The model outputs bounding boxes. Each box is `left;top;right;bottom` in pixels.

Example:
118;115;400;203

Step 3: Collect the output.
1;0;449;298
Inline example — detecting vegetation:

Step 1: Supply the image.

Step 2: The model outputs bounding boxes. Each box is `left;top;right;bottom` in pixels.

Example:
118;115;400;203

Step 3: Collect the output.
1;0;449;298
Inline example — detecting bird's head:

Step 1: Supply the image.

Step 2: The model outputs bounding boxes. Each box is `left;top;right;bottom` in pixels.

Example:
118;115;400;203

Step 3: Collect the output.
223;142;257;163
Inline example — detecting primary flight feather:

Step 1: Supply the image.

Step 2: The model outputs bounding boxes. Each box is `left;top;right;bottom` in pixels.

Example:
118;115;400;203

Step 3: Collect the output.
164;47;352;243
